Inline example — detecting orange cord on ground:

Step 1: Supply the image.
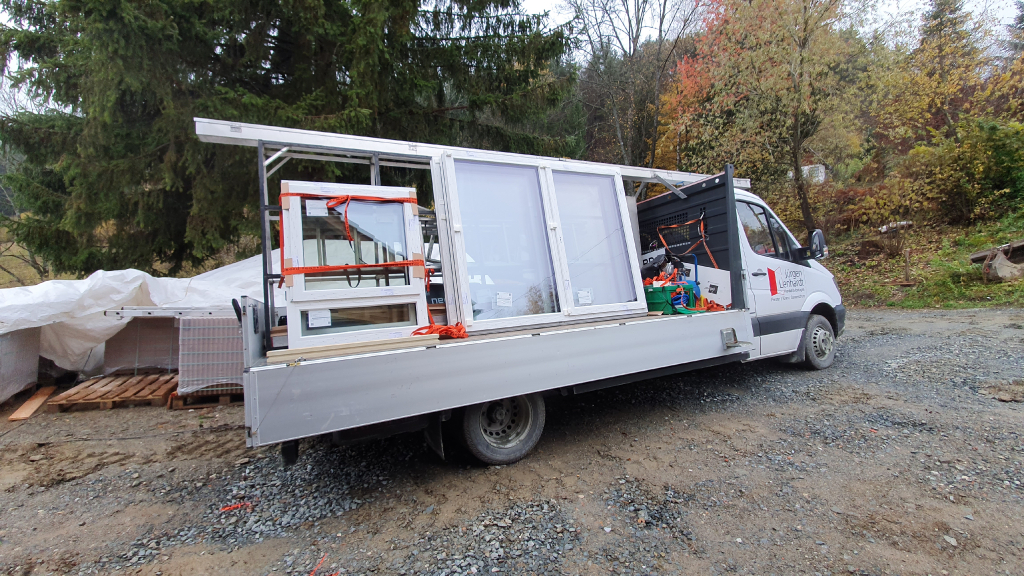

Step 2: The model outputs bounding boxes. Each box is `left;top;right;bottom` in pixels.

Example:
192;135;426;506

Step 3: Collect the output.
307;553;328;576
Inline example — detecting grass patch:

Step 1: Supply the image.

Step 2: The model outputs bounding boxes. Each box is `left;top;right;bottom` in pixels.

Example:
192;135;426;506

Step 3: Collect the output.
829;211;1024;309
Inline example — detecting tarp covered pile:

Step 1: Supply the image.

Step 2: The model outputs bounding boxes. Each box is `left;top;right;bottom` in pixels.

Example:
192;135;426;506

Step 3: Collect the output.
0;253;280;392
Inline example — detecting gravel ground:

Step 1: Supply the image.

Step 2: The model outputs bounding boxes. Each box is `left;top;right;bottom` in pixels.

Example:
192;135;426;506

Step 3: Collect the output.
0;308;1022;576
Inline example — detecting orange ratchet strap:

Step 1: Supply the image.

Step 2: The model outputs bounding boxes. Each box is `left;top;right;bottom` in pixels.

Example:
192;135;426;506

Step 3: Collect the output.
656;215;719;269
277;192;422;279
411;268;467;338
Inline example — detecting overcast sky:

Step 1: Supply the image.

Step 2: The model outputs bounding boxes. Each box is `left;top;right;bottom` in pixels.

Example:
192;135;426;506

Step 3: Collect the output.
520;0;1020;30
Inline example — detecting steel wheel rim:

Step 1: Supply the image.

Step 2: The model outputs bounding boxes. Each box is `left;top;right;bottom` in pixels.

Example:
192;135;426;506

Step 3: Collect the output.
479;397;532;449
811;325;834;359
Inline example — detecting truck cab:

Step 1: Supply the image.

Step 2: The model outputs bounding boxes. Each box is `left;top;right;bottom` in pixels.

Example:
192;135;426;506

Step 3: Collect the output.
733;189;844;368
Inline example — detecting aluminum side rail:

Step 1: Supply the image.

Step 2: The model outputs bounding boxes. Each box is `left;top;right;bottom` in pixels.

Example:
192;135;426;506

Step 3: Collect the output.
243;309;753;447
194;118;751;190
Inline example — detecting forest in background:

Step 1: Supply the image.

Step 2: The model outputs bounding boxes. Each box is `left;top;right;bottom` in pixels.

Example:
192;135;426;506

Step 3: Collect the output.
1;0;1023;306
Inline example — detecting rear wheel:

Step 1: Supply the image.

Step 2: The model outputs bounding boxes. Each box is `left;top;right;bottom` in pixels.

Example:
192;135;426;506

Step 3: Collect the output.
462;394;545;465
802;314;836;370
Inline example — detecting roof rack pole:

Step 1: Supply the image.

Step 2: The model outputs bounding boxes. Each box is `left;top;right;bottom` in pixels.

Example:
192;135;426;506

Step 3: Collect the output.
257;140;275;353
370;152;380;185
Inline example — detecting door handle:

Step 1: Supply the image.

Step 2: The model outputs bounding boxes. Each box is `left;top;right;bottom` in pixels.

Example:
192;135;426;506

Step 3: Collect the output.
751;270;767;277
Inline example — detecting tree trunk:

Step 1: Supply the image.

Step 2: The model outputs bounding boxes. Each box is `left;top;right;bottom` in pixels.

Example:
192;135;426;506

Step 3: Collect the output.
791;117;816;239
610;96;630;165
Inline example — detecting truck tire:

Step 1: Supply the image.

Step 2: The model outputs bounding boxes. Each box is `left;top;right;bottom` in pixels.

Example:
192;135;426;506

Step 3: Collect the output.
802;314;836;370
462;394;545;465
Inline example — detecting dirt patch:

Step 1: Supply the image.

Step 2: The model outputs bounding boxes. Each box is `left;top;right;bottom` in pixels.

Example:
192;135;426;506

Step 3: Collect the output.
982;380;1024;402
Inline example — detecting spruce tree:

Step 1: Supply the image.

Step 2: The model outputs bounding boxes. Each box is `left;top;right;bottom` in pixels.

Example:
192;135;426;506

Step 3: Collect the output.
0;0;576;275
1010;0;1024;58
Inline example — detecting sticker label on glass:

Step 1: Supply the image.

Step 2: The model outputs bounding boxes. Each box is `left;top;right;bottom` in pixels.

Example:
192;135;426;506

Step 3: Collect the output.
577;289;593;305
305;199;329;217
496;292;513;308
307;309;332;328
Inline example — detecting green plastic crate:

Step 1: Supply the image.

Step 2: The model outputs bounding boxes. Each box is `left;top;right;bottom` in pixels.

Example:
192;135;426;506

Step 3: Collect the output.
644;284;696;315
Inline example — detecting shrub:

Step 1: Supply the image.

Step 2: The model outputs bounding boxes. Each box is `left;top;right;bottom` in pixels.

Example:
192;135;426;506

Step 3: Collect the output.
897;119;1024;223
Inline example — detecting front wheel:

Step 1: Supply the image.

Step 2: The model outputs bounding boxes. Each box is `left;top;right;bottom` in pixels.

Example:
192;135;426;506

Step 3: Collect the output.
462;394;545;465
802;314;837;370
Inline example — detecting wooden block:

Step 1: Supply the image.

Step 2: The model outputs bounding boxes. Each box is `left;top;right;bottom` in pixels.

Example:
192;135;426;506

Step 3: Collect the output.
266;334;440;364
412;266;425;279
270;326;288;337
281;196;291;210
284;275;294;287
411;204;419;216
9;386;56;421
281;181;290;194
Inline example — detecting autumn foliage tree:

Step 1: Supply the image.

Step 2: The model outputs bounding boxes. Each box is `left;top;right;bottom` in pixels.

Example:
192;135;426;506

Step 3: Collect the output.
658;0;855;237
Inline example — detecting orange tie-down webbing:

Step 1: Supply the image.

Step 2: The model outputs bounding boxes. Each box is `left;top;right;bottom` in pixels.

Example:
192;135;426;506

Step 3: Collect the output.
656;216;719;269
276;192;467;339
277;192;422;279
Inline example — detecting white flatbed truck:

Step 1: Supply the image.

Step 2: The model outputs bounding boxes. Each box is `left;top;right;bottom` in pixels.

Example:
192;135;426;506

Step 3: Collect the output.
195;118;845;466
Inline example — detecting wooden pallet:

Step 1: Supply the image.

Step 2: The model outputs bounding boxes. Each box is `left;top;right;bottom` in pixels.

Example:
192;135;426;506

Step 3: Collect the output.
46;373;178;412
170;392;243;410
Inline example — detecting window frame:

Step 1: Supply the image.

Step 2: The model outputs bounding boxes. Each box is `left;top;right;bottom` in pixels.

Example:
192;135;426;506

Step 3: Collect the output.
440;153;566;330
737;201;777;257
738;200;802;263
280;180;429;348
541;164;646;318
283;181;426;303
284;295;426;349
440;153;646;331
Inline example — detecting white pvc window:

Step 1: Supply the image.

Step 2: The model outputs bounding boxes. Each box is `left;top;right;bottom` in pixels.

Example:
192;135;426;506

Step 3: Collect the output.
450;160;561;323
549;171;638;310
280;180;428;348
442;156;645;330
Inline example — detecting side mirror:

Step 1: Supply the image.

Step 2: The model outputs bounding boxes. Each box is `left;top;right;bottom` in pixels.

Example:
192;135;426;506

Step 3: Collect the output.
810;229;827;260
794;229;828;261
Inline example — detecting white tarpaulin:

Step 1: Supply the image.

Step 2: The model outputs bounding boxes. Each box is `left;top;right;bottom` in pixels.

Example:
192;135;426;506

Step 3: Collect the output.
0;252;280;374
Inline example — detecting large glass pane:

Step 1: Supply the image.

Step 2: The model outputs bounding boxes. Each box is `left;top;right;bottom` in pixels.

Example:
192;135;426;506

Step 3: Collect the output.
453;160;559;320
299;198;409;290
551;172;636;307
299;303;416;337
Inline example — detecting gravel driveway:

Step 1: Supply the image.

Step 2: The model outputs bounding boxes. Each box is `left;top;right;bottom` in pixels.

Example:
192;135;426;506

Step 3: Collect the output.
1;308;1022;576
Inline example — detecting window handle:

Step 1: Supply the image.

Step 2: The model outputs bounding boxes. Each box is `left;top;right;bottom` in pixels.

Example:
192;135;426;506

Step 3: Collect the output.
751;270;767;277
